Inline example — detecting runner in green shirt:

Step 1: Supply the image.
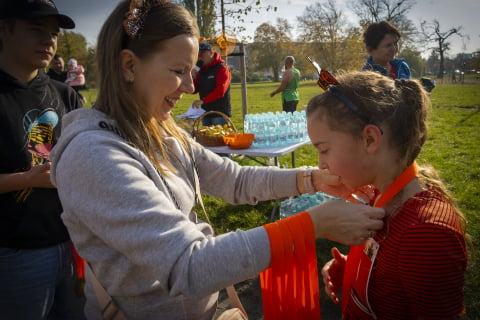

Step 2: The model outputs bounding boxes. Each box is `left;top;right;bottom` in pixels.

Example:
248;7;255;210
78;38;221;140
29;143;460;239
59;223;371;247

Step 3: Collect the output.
270;56;301;112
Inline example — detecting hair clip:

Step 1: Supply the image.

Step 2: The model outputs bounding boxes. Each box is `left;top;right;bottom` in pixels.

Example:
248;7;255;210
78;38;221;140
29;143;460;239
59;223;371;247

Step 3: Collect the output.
307;56;376;127
123;0;169;39
307;56;339;90
123;0;151;39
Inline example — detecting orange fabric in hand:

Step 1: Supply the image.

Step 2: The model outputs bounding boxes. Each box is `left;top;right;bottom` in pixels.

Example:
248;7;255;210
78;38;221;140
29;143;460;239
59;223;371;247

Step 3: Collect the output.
341;162;419;316
260;211;321;320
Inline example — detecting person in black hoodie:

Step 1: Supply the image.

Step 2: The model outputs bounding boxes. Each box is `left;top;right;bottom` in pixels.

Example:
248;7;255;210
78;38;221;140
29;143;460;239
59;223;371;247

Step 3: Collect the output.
0;0;86;318
47;54;67;82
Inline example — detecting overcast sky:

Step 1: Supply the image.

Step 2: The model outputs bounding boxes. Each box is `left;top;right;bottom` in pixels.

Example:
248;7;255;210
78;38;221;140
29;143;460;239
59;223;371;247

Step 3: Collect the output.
56;0;479;57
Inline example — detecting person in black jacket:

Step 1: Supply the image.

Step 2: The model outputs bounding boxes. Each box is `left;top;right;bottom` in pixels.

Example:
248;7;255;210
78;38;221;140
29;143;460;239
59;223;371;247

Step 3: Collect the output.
0;0;86;318
192;41;232;126
47;54;67;82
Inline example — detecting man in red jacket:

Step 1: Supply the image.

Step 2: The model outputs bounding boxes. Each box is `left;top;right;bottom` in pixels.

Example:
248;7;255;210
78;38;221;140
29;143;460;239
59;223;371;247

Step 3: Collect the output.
192;41;232;126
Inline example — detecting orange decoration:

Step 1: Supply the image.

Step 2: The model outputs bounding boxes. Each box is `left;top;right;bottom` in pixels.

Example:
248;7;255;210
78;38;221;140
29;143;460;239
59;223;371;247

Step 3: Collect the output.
260;211;321;320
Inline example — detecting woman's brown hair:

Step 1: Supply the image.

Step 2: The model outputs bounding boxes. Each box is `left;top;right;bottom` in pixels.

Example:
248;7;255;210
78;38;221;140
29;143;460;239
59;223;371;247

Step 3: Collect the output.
94;0;199;174
306;71;469;240
363;20;401;51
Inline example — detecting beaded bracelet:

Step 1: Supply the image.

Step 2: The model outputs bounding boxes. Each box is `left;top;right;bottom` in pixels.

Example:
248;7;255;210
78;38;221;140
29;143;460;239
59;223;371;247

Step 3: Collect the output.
303;167;315;195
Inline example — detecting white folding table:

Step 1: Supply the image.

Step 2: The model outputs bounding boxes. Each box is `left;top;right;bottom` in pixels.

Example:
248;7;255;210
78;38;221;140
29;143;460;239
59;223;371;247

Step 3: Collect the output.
206;139;311;220
205;139;311;168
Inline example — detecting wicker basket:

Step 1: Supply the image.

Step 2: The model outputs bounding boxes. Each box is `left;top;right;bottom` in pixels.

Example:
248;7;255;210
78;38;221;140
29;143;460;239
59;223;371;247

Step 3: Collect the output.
192;111;237;147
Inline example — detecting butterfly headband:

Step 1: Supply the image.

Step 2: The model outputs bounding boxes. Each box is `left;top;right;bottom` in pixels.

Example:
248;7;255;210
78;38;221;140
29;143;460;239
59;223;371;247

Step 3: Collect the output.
307;56;371;125
123;0;169;39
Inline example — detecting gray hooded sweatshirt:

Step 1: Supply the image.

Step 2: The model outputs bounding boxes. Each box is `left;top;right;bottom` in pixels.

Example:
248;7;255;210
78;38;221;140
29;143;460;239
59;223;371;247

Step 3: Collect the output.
50;108;301;319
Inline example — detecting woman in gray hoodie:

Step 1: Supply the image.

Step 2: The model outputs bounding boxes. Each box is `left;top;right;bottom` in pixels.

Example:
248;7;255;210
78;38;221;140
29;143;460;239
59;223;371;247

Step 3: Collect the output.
50;1;385;319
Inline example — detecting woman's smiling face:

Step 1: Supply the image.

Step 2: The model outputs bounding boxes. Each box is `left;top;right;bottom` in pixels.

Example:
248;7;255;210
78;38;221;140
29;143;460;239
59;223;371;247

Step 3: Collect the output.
131;34;198;121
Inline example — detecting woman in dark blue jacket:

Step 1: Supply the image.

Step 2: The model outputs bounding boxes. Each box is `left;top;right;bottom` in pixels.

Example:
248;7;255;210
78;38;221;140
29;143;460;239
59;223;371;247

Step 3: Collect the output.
361;21;411;80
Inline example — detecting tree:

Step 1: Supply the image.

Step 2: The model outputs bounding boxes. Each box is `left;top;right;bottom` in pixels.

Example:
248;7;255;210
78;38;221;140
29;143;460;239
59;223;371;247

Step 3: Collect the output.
176;0;277;39
420;19;464;79
249;20;293;81
179;0;216;37
348;0;417;48
348;0;416;26
425;51;439;76
84;47;97;88
222;0;277;36
399;47;424;77
57;31;88;63
297;1;364;72
469;50;480;73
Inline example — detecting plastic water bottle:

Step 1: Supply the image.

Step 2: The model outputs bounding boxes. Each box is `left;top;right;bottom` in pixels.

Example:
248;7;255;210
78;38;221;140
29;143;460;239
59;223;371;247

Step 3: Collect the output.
266;113;278;147
254;114;267;147
297;110;307;142
243;114;251;133
279;191;341;219
249;114;260;146
277;112;289;145
246;111;309;147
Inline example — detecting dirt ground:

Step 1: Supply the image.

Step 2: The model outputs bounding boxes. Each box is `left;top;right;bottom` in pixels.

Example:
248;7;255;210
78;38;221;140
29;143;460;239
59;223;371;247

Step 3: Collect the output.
214;277;342;320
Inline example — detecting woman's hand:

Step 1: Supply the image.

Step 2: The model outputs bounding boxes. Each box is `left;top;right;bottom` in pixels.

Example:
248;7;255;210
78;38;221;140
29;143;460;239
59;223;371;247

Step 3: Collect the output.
321;247;346;304
192;100;203;108
307;200;384;245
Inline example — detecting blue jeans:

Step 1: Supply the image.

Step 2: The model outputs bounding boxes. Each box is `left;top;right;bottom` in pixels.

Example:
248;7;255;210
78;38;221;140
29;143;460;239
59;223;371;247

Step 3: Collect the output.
201;115;227;126
0;241;86;320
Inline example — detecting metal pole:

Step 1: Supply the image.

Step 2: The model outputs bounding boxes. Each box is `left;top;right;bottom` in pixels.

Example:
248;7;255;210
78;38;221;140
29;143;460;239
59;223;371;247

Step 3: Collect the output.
239;43;248;119
220;0;226;57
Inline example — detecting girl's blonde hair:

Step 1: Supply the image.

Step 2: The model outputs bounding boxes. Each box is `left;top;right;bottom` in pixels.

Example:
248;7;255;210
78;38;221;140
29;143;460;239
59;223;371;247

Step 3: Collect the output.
94;0;200;174
306;71;468;237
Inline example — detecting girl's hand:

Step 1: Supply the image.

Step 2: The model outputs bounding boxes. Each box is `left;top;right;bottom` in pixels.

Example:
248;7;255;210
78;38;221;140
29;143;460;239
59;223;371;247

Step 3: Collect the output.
310;169;349;197
321;247;347;304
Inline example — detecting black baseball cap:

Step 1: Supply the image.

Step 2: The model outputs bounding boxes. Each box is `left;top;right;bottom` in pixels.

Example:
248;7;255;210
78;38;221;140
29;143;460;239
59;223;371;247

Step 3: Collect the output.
199;41;212;54
0;0;75;29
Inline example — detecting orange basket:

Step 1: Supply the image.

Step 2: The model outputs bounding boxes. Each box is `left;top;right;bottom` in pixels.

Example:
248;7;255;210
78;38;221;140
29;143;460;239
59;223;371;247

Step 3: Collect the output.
223;133;255;149
192;111;237;147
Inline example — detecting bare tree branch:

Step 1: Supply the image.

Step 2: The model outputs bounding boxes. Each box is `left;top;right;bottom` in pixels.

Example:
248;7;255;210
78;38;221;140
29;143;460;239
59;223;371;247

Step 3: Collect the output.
420;19;464;78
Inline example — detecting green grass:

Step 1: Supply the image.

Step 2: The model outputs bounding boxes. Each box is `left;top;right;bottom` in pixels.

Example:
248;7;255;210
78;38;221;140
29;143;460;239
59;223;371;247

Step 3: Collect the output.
82;81;480;318
419;84;480;318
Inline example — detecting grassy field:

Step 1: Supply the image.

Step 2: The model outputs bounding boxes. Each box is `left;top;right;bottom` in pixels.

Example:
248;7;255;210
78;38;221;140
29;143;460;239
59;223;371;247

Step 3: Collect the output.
83;80;480;318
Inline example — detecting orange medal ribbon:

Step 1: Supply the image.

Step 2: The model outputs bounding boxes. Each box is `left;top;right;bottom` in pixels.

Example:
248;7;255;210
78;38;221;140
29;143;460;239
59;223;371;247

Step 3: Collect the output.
341;162;419;317
260;211;321;319
260;162;418;319
373;162;419;208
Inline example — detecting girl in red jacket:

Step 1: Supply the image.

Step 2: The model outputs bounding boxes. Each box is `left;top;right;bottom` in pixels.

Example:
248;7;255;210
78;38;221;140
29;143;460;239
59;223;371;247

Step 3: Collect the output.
307;71;469;320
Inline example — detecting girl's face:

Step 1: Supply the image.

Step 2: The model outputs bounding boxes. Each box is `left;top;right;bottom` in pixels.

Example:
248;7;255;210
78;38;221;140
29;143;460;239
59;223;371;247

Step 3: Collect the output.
369;33;399;66
131;34;198;121
308;113;373;190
